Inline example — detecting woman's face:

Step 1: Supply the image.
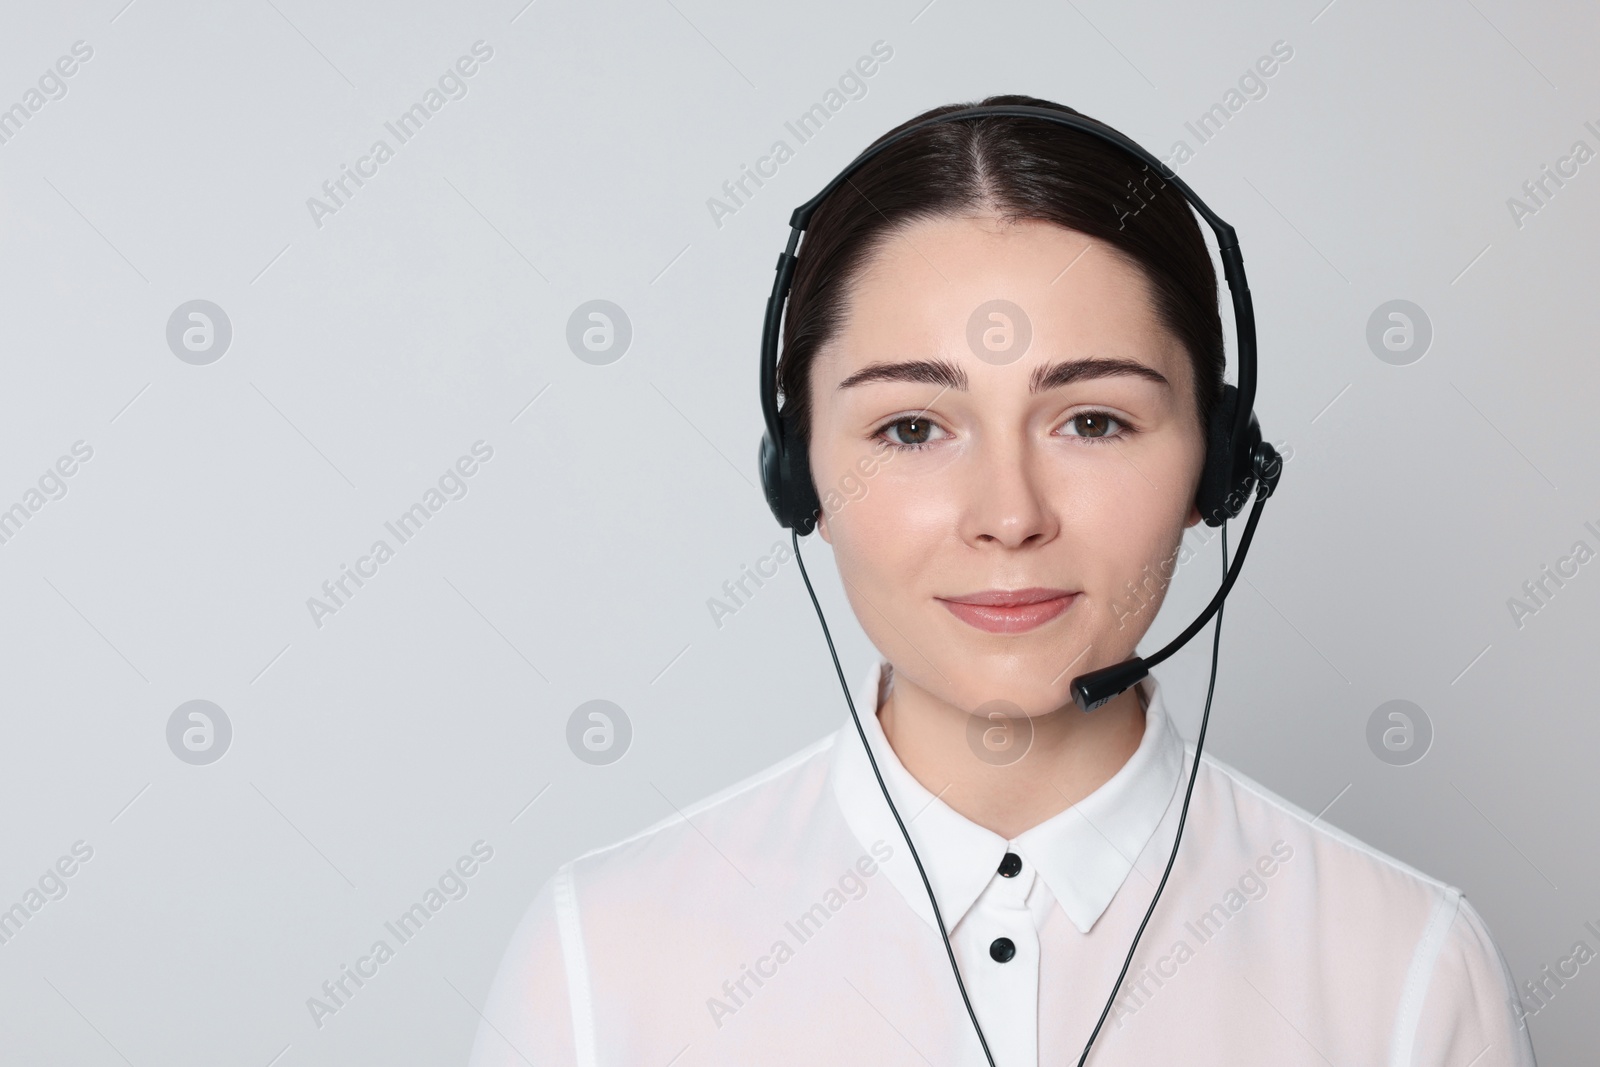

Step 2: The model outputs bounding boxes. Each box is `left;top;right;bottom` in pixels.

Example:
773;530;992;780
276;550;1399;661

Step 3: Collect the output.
808;214;1207;717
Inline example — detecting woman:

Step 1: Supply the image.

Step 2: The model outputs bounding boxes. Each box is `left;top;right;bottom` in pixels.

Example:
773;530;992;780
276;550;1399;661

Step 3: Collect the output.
469;96;1536;1065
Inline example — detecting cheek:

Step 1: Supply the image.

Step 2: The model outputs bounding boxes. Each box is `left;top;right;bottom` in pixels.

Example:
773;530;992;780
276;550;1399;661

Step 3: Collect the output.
828;471;949;584
1081;502;1177;590
1073;451;1200;602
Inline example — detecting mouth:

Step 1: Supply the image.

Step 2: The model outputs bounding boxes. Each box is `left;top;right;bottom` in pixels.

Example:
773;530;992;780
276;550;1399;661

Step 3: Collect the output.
936;587;1079;635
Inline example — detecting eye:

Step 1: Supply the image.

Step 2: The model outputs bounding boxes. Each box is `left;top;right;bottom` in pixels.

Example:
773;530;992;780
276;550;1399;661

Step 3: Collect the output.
874;415;949;452
1059;410;1130;444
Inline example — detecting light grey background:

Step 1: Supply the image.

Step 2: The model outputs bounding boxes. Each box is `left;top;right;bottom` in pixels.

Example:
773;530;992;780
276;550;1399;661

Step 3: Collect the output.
0;0;1595;1063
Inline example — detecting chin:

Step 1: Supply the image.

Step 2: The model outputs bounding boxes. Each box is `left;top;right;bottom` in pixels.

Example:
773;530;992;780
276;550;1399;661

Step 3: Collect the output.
932;647;1081;717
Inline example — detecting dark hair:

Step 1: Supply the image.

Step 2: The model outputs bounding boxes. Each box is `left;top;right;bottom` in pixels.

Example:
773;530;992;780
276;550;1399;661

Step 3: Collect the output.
777;94;1224;446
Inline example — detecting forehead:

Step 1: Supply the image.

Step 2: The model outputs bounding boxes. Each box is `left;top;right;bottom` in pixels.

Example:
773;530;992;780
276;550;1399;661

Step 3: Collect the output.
813;214;1189;389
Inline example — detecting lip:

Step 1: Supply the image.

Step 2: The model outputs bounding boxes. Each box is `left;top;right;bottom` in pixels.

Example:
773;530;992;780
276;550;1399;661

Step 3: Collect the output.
936;587;1078;634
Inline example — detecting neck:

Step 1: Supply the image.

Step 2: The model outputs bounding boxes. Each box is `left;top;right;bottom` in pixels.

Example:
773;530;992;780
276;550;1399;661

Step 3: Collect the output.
876;667;1146;840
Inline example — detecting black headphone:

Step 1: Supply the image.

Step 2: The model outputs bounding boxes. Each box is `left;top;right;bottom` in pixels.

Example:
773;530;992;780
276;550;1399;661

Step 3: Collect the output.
755;104;1285;1065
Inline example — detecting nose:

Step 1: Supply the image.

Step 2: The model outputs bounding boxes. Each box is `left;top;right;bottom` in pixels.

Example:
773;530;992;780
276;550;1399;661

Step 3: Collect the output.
956;432;1059;550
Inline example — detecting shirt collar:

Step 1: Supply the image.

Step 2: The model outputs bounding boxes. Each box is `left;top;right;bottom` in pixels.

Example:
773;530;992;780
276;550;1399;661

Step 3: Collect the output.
827;658;1184;936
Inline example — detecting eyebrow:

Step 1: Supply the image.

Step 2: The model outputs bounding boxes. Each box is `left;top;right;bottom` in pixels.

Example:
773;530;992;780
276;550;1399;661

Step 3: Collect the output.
835;357;1170;393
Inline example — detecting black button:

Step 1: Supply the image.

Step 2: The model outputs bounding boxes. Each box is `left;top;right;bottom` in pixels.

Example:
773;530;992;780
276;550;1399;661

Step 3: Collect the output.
989;937;1016;963
997;852;1022;877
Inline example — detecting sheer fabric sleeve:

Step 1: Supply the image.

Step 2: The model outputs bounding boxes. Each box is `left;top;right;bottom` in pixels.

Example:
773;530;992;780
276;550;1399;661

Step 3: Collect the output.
1405;893;1538;1067
467;866;582;1067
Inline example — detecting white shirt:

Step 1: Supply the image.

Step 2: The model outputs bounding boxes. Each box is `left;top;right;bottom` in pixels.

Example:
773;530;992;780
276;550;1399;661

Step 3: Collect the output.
469;660;1537;1066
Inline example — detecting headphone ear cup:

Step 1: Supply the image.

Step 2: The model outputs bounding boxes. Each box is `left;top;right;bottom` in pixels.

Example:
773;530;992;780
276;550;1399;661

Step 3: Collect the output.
759;410;822;535
781;411;822;536
1195;384;1258;527
759;430;785;527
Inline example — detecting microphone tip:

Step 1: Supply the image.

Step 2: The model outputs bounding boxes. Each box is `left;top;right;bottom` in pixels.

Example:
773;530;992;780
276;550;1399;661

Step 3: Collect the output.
1071;659;1151;712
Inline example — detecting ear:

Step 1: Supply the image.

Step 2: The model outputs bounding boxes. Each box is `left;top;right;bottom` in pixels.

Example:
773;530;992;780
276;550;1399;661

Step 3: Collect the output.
1184;501;1202;529
816;508;832;544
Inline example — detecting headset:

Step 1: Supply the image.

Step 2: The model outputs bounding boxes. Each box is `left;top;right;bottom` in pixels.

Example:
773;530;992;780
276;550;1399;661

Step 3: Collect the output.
756;104;1282;1065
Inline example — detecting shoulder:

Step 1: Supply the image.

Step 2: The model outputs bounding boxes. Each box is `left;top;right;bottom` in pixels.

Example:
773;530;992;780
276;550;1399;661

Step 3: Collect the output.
1196;747;1450;898
559;728;843;923
469;730;844;1064
1192;747;1458;955
1193;750;1535;1063
575;728;838;868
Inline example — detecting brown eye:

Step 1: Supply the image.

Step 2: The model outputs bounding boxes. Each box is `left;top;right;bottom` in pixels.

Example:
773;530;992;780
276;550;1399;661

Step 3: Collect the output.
885;417;935;446
1076;414;1111;437
1064;412;1125;441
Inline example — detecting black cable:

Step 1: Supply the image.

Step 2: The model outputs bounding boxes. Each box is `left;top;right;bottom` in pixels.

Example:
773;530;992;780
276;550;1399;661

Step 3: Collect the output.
791;526;1000;1067
1141;490;1262;674
791;514;1234;1066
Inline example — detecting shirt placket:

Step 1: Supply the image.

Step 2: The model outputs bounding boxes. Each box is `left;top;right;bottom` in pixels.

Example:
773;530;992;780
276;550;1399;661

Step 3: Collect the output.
953;850;1041;1067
